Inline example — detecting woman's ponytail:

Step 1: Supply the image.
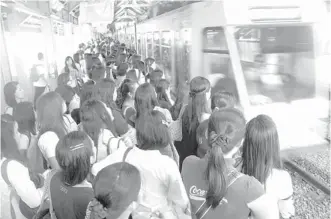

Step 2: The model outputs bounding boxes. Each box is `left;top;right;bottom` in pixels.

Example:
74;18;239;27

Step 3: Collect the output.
86;198;108;219
205;132;227;208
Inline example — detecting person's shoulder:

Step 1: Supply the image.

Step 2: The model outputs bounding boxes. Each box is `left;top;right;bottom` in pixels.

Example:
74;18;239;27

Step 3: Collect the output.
183;155;203;169
39;131;58;143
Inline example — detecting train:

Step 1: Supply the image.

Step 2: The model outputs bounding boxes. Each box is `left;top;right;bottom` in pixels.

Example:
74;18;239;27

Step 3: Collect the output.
115;0;331;149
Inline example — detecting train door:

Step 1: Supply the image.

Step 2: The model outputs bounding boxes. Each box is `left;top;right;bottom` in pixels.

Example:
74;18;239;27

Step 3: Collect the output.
160;31;174;84
153;31;161;64
146;32;153;58
141;33;146;60
174;28;191;88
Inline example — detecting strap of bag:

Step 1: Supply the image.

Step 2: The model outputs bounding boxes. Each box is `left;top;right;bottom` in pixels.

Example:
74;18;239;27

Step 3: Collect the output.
195;171;243;219
178;104;187;121
1;159;12;186
122;147;133;162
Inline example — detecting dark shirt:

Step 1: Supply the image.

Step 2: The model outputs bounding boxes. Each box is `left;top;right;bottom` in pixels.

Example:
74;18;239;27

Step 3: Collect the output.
50;172;94;219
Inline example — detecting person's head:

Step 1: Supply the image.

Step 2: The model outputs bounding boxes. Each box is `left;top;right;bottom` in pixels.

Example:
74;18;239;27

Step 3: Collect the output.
65;56;78;71
56;131;96;186
155;79;171;103
149;70;163;87
55;85;80;113
211;91;236;111
188;76;211;131
91;64;106;82
80;81;96;105
1;114;26;164
241;114;282;184
36;91;67;137
116;79;138;110
38;52;44;61
57;73;71;87
88;163;141;219
134;83;158;118
136;110;171;150
93;78;117;108
126;69;139;83
13;102;36;135
73;53;80;64
117;63;129;77
80;99;117;147
4;81;24;108
205;108;246;208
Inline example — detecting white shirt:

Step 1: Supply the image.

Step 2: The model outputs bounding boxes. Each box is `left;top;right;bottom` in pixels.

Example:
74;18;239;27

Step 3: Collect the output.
265;169;295;218
92;146;189;216
0;158;44;208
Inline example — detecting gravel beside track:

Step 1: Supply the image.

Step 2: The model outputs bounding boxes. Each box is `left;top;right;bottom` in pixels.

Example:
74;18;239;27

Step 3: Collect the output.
288;169;330;219
289;148;330;188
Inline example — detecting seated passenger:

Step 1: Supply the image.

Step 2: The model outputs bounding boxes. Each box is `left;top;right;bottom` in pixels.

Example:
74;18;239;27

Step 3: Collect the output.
36;92;78;170
241;115;295;219
50;131;95;219
1;114;44;219
92;111;190;219
3;81;25;115
85;163;141;219
196;91;236;158
182;108;278;219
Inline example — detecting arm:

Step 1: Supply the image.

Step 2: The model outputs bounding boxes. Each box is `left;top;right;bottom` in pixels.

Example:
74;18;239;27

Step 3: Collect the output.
277;171;295;218
38;132;61;170
8;161;43;208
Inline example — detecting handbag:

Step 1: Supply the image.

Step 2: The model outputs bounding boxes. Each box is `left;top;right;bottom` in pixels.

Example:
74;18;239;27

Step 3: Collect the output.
169;104;187;142
33;170;58;219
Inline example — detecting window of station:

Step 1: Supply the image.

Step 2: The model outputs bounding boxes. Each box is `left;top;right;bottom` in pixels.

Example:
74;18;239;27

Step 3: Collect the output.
161;31;172;81
153;32;161;63
141;34;146;59
137;34;141;55
147;33;153;58
202;27;237;98
175;28;191;88
234;26;316;105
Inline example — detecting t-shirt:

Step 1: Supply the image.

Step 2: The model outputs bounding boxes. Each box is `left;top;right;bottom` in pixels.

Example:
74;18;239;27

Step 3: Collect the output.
50;172;93;219
196;120;209;158
181;156;264;219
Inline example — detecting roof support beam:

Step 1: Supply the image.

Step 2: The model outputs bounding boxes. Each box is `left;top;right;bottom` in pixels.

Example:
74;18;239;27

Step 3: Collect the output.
19;14;31;26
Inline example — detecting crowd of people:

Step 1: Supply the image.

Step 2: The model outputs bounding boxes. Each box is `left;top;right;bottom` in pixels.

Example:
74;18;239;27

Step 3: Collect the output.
1;37;295;219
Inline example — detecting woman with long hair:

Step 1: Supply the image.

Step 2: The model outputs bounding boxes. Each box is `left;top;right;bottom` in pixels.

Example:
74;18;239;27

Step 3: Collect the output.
92;110;190;219
170;85;189;121
1;114;44;219
116;78;138;112
155;79;174;111
93;78;130;136
50;131;95;219
80;99;122;162
55;85;81;114
178;76;211;169
86;163;141;219
3;81;25;115
13;102;37;156
62;56;79;78
181;108;277;219
134;83;172;124
36;92;77;170
241;115;295;218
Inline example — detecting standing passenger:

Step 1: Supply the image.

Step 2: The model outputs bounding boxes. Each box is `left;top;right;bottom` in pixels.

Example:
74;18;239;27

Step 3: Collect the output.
182;108;278;219
241;115;295;219
3;81;24;115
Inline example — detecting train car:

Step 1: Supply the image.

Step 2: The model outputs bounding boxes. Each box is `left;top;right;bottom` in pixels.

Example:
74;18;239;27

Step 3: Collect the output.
120;0;330;150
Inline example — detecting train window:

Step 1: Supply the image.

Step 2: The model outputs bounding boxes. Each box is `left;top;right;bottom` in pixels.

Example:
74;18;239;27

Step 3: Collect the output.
147;33;153;58
203;27;228;53
153;32;161;63
234;26;316;105
161;31;172;47
137;34;141;54
175;29;191;88
141;34;146;59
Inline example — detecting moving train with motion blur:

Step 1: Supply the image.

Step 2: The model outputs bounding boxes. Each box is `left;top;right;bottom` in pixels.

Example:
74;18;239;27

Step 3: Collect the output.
116;0;331;149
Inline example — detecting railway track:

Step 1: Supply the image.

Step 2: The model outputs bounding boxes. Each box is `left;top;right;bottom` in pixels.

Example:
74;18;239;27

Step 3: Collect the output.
282;145;330;219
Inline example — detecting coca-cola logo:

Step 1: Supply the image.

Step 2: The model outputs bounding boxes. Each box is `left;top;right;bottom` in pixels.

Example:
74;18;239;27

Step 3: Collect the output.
189;186;206;197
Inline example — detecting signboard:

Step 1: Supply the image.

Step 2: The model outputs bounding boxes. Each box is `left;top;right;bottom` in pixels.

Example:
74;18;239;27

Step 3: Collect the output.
53;21;64;36
79;0;115;24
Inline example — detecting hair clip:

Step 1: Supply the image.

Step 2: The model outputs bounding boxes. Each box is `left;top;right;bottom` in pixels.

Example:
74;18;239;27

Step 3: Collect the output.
162;120;170;127
70;143;84;151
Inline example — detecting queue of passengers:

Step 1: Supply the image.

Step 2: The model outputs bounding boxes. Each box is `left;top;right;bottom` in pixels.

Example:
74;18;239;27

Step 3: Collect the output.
1;37;295;219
